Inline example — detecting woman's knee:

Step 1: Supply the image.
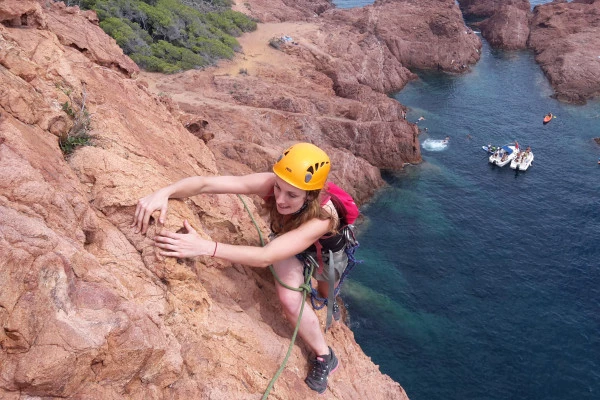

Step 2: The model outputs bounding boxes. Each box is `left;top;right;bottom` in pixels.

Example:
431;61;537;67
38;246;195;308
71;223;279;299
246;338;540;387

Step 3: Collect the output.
272;257;304;285
277;288;303;316
273;257;305;313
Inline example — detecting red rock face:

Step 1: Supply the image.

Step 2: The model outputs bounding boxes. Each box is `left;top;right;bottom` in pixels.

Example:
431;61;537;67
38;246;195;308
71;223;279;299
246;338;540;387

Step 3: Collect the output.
459;0;530;19
232;0;334;22
326;0;483;73
528;0;600;103
476;3;531;50
458;0;532;50
0;1;410;399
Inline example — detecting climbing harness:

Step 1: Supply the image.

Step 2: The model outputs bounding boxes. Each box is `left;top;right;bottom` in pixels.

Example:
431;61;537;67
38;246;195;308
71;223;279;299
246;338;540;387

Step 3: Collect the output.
305;225;361;331
307;228;360;310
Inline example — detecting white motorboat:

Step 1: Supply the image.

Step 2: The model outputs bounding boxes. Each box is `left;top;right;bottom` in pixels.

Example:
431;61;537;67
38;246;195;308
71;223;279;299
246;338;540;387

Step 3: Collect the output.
489;145;517;167
510;150;534;170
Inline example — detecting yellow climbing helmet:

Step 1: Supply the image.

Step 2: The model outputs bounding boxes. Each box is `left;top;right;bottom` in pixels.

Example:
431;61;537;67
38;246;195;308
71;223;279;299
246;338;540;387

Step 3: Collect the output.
273;143;331;191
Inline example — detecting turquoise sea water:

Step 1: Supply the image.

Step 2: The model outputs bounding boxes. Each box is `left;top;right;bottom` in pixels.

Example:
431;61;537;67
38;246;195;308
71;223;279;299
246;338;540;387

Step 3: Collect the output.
333;1;600;399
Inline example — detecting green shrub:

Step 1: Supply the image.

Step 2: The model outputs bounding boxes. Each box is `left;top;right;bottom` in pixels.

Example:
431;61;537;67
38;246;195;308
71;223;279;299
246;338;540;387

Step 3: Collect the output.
131;41;207;72
61;101;75;117
58;95;93;156
100;17;151;54
219;9;256;32
59;135;93;155
190;37;234;60
74;0;256;72
131;53;180;73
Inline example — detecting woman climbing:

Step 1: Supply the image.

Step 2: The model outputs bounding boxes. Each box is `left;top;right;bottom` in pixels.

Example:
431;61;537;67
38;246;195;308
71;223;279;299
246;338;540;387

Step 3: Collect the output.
132;142;344;394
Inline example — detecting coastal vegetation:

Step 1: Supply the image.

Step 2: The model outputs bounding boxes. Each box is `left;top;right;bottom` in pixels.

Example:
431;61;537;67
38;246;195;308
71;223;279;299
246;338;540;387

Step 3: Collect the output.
57;83;94;156
65;0;257;73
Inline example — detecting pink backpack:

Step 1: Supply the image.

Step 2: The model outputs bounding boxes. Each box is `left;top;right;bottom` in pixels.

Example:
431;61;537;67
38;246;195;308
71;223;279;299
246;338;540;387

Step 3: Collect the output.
325;182;359;225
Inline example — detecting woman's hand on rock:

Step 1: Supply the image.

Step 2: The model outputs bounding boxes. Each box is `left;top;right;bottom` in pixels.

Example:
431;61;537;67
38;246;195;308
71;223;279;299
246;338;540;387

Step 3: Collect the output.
154;220;213;259
132;188;170;234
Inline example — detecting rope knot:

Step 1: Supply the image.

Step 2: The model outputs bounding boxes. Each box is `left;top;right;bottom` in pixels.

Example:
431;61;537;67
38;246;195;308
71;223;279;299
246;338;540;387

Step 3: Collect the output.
299;283;312;292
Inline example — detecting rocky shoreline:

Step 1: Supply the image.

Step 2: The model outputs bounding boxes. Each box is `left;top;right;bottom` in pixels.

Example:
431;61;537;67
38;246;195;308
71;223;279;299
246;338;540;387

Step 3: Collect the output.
1;0;598;399
460;0;600;104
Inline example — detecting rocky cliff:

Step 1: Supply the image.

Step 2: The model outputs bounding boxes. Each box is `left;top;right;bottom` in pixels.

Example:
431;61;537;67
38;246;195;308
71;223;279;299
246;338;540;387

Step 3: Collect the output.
0;0;484;398
459;0;600;104
528;0;600;104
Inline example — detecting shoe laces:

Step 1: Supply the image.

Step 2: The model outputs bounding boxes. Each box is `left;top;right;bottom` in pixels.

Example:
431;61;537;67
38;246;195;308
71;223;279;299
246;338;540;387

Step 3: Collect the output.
309;356;330;380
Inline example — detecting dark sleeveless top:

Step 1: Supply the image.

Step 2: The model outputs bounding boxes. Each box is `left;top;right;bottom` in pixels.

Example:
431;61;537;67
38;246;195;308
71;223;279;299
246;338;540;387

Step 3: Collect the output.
305;192;346;254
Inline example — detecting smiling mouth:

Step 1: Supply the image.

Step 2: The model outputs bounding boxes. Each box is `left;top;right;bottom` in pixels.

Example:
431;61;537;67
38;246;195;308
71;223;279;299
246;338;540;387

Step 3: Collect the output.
277;203;292;213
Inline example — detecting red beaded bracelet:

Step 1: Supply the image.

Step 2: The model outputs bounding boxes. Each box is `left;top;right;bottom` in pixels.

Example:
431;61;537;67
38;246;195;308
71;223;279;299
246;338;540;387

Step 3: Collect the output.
211;241;218;257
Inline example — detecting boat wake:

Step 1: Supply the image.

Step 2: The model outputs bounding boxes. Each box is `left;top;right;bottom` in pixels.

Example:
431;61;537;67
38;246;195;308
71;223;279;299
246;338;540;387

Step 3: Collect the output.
422;138;449;152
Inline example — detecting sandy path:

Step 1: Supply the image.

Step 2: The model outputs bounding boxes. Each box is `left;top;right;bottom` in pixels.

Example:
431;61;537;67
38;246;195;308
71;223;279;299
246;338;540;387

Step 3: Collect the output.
137;20;328;119
217;21;320;75
140;21;320;92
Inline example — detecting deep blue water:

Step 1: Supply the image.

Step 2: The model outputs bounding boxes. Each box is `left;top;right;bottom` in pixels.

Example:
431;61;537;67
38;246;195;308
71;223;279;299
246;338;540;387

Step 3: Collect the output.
334;1;600;400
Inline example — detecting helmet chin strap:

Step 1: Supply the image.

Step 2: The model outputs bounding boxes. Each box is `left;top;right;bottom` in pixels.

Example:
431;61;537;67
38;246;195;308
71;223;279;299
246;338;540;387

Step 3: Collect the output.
291;200;308;215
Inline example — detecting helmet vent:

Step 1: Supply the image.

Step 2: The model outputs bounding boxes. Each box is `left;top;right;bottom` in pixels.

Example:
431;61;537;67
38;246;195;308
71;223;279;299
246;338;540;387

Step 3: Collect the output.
304;172;313;183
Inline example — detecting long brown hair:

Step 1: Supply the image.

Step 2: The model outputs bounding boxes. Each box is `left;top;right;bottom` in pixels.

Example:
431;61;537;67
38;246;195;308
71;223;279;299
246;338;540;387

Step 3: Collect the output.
264;189;337;236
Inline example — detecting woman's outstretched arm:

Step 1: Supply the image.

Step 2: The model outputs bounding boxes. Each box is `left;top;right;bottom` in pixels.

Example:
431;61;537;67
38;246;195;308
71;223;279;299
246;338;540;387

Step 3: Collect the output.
154;217;330;268
133;172;275;234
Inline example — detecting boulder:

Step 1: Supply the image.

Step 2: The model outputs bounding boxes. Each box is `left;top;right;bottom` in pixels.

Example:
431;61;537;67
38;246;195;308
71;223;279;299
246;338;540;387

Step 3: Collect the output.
528;0;600;103
473;0;531;50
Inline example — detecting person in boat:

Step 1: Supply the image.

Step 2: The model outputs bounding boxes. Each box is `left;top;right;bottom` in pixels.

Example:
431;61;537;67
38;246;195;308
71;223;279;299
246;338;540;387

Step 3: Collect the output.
132;143;345;394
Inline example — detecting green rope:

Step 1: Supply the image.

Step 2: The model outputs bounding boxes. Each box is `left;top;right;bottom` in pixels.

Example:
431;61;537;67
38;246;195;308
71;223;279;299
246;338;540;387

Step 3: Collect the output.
236;195;313;399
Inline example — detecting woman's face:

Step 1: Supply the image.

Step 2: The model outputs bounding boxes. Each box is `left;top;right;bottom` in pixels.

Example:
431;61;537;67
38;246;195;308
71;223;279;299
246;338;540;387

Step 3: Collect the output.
273;176;307;215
